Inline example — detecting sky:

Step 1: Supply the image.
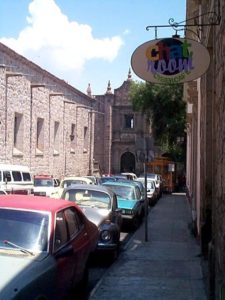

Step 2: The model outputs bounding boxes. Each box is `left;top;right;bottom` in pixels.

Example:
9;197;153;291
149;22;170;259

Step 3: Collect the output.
0;0;186;95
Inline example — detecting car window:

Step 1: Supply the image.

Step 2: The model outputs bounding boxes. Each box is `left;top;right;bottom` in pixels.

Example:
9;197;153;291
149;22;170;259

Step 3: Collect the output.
104;184;135;200
63;189;111;209
54;208;85;251
135;186;141;199
3;171;11;182
64;207;82;238
0;209;49;252
54;211;69;251
12;171;22;181
34;179;54;187
22;172;32;181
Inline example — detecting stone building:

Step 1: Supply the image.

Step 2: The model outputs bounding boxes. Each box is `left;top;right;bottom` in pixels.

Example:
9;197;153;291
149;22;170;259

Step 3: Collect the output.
0;42;149;180
94;72;149;176
185;0;225;298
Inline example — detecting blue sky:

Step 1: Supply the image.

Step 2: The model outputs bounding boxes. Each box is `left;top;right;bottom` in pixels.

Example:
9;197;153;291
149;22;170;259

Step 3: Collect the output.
0;0;186;95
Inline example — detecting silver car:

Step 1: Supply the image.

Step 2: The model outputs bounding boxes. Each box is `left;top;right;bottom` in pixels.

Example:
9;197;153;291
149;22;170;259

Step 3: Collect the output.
61;184;122;261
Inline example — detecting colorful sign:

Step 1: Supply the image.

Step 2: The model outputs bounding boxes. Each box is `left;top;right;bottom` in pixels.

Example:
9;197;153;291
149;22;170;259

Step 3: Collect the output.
131;38;210;84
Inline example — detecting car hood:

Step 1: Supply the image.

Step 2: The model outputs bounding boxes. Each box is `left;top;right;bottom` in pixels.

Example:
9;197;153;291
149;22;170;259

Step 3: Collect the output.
80;206;110;227
117;198;137;209
0;252;52;298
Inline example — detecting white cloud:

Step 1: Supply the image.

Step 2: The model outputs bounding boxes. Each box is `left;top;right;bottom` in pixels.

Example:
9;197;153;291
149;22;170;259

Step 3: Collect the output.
0;0;124;73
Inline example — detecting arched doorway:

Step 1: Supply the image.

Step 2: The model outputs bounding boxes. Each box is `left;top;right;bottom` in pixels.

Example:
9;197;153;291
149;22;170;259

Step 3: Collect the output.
120;152;135;173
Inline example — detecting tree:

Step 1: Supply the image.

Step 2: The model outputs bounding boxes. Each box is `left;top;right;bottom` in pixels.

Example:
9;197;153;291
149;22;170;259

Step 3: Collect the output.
129;81;186;162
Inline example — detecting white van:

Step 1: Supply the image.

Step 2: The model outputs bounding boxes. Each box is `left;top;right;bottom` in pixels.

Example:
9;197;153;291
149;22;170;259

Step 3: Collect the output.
0;164;34;195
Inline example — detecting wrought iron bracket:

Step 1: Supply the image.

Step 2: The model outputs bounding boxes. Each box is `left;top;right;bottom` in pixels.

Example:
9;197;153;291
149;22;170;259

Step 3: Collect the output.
146;11;221;39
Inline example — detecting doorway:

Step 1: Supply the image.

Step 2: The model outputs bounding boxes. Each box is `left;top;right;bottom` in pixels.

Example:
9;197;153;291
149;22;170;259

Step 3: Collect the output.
120;152;135;173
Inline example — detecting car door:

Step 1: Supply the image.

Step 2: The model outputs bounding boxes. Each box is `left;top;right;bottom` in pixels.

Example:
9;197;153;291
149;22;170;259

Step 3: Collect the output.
53;207;89;298
134;186;144;218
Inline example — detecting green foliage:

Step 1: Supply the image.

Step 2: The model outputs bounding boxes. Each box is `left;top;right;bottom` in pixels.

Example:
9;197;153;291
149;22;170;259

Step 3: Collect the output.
129;81;186;162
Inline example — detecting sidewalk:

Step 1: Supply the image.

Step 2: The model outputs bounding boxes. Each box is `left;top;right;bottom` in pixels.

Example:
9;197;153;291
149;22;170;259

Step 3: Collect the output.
89;193;207;300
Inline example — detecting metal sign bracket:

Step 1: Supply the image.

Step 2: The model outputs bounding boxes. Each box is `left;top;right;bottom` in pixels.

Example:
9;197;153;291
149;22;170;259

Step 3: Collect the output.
146;10;221;39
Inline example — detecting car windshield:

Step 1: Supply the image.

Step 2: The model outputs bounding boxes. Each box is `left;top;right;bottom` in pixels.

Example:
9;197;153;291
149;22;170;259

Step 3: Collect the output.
0;209;49;253
138;179;154;189
62;180;86;188
34;178;54;187
99;177;116;184
105;184;135;200
63;189;111;209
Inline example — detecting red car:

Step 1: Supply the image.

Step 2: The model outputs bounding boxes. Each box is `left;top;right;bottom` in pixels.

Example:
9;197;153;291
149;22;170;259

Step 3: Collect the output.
0;195;98;300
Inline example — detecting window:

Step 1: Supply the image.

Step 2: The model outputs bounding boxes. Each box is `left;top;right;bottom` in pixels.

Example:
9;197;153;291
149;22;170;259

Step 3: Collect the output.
54;211;69;251
14;113;23;151
70;123;76;151
3;171;11;182
135;186;141;199
54;121;60;154
36;118;44;152
22;172;32;182
64;208;81;238
124;114;134;129
12;171;22;182
83;126;88;152
0;209;49;252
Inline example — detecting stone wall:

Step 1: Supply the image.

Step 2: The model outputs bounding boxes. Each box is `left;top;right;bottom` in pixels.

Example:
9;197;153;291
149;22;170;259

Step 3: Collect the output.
185;0;225;298
0;42;100;179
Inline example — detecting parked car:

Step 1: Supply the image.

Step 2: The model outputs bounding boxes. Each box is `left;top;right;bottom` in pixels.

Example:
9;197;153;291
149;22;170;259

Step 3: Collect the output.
61;184;122;260
102;181;144;230
136;177;157;206
140;173;162;198
0;195;98;300
51;176;93;198
33;174;57;197
0;164;34;195
83;175;100;185
121;172;137;180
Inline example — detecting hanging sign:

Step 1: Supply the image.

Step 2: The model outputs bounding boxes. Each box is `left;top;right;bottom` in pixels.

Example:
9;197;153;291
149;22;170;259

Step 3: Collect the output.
131;37;210;84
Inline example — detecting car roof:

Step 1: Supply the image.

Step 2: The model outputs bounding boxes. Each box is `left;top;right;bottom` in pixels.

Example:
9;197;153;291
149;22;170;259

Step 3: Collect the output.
34;175;53;179
62;176;93;182
62;184;115;197
0;195;75;213
102;181;136;188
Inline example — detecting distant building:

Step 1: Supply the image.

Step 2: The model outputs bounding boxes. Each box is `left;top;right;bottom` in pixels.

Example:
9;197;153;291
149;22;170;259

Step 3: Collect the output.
0;42;150;179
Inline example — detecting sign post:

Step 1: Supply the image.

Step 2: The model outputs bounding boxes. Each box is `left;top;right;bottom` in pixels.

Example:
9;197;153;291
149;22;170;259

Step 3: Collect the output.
136;136;154;242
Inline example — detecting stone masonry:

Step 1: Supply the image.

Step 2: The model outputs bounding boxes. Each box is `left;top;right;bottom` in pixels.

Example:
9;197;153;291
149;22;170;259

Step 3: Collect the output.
0;42;149;180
